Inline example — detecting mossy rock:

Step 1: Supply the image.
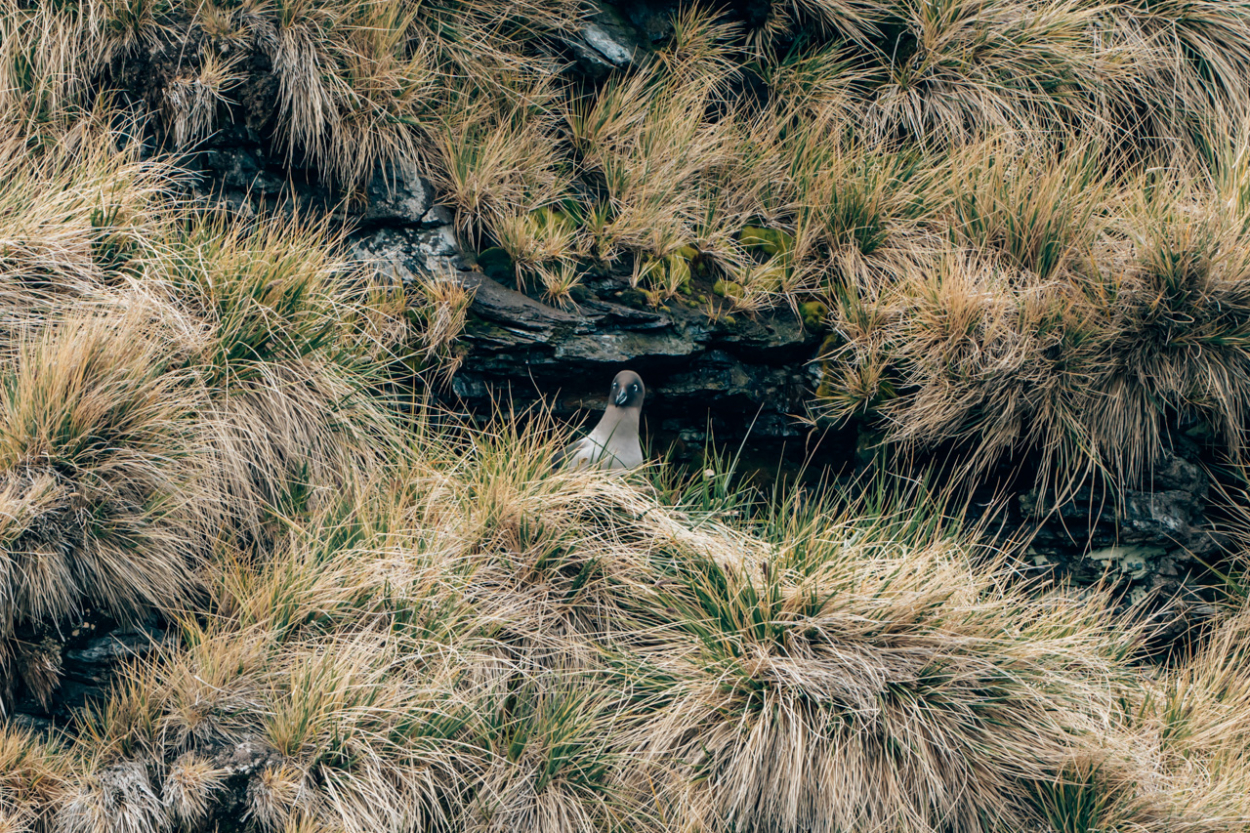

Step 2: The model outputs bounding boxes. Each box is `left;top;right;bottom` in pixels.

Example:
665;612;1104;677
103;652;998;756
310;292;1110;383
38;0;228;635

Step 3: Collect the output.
800;300;829;329
461;311;513;340
616;288;649;307
675;244;699;261
739;225;794;257
476;247;513;282
568;285;596;303
855;425;888;467
753;262;786;292
815;374;834;400
665;253;691;287
713;279;744;299
722;314;738;326
817;333;842;359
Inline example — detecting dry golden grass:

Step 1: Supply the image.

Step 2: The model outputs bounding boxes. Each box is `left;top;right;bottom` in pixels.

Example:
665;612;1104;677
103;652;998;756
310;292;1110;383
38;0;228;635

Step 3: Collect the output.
4;2;1250;832
141;210;409;532
407;267;474;374
0;312;212;644
0;122;178;334
1138;608;1250;825
0;109;409;717
819;126;1250;491
5;421;1239;833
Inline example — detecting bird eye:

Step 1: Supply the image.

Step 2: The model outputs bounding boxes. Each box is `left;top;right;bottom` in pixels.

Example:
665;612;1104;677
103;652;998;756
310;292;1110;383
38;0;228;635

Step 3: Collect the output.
632;384;638;391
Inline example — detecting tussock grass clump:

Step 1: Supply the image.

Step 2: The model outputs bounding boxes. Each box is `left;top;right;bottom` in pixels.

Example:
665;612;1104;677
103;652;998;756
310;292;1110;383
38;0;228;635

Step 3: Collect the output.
1142;606;1250;827
0;313;211;649
0;723;71;827
822;250;1108;482
0;114;410;715
13;443;1225;833
11;0;1250;317
0;0;99;129
145;211;408;529
1098;0;1250;145
0;0;585;185
61;449;665;833
821;133;1250;489
68;472;483;833
466;680;643;833
0;122;178;333
624;491;1146;833
946;137;1110;279
856;0;1106;145
0;264;1239;832
1103;171;1250;478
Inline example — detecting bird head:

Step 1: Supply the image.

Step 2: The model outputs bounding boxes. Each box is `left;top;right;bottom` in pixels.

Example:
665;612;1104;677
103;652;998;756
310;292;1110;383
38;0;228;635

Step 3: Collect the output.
610;370;645;409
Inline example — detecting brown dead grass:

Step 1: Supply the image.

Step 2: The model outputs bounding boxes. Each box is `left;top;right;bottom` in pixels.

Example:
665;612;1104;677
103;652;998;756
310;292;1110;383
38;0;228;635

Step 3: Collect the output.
1;4;1250;832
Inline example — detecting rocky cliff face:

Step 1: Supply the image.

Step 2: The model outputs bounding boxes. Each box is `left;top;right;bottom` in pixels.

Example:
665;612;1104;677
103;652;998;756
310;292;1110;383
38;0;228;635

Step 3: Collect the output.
191;110;839;462
1019;450;1223;638
364;232;829;449
307;145;1227;634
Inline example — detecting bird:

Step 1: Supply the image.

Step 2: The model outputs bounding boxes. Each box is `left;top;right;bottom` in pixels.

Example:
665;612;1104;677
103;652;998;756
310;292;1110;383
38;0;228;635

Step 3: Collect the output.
556;370;646;472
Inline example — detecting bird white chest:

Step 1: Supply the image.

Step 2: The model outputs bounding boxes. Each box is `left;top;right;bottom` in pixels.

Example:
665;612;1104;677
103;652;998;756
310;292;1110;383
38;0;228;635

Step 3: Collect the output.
565;415;643;472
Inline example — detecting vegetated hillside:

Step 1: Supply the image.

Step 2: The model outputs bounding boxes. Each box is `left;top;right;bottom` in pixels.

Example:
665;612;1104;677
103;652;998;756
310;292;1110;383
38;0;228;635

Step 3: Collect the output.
8;0;1250;487
1;1;1250;832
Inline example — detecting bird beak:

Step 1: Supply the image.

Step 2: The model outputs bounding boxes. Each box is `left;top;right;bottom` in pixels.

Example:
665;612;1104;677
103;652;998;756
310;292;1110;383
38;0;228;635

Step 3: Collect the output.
615;389;630;406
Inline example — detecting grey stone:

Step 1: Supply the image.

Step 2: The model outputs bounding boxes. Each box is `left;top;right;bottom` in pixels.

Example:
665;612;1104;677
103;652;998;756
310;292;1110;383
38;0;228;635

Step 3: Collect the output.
553;330;697;362
1086;545;1167;580
361;158;435;224
575;297;671;328
1121;491;1200;542
1019;449;1226;599
62;762;166;830
63;629;170;684
205;737;280;822
460;271;580;333
212;738;278;780
348;225;466;287
422;204;455;226
563;2;646;78
584;22;637;66
202;146;286;193
1149;453;1208;494
622;0;680;42
8;713;54;734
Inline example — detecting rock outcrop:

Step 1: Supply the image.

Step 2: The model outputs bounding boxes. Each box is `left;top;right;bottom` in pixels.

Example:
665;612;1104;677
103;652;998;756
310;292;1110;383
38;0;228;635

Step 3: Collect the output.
1017;451;1222;627
443;268;823;446
6;609;170;729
